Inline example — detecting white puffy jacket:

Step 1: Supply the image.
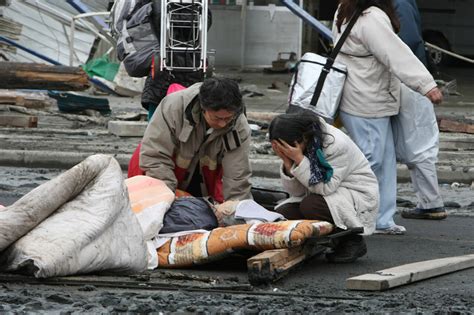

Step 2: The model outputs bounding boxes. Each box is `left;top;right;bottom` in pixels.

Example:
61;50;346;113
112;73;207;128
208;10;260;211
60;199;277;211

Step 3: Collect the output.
332;6;436;118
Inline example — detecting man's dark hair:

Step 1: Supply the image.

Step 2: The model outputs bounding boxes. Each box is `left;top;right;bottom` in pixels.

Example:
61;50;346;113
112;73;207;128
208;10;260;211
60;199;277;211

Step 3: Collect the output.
199;77;243;112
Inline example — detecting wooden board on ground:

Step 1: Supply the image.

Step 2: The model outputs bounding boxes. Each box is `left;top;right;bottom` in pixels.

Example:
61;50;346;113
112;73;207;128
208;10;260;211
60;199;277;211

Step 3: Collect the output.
0;114;38;128
0;95;25;106
439;119;474;134
346;254;474;291
247;244;326;285
247;228;363;285
0;62;90;91
0;90;53;109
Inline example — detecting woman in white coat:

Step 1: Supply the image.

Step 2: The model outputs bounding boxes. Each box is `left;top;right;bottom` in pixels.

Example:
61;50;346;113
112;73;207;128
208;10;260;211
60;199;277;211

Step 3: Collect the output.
333;0;443;234
269;113;379;263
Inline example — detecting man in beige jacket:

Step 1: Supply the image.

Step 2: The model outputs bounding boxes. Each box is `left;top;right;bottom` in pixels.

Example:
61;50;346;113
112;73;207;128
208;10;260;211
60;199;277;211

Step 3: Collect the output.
140;78;252;203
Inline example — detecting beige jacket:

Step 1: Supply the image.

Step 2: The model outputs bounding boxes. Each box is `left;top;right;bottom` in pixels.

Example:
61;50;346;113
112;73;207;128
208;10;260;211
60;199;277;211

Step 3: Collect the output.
332;6;436;118
279;120;379;235
139;83;252;202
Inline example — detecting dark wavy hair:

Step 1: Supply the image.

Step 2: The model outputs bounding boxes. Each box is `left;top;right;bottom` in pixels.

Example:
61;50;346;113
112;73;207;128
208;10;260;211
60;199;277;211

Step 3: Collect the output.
268;114;333;150
336;0;400;33
199;77;243;113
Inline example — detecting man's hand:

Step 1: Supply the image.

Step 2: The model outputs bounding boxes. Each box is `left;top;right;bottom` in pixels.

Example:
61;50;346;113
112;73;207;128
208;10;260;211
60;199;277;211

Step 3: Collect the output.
425;86;443;105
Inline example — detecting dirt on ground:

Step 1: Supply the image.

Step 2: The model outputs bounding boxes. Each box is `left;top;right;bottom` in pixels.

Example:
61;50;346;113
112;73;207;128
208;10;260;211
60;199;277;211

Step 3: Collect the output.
1;65;474;313
1;166;474;313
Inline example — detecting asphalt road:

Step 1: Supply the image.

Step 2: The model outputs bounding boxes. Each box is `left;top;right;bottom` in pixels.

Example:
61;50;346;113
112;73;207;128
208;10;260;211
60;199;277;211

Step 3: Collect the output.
0;214;472;313
0;167;473;313
1;65;473;312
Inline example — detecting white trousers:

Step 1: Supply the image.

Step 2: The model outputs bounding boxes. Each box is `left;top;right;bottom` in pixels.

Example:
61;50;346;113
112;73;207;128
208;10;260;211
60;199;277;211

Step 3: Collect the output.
407;161;444;209
340;112;397;229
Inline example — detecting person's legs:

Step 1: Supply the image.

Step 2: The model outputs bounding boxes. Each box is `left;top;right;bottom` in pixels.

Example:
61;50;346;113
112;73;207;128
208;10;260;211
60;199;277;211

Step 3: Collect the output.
275;195;332;221
402;161;447;219
274;203;303;220
298;194;366;263
409;161;444;209
299;194;334;223
340;112;403;234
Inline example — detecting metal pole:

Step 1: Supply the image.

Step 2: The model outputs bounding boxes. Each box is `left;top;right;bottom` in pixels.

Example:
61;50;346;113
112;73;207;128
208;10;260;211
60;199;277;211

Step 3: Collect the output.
279;0;333;42
240;0;248;70
425;42;474;64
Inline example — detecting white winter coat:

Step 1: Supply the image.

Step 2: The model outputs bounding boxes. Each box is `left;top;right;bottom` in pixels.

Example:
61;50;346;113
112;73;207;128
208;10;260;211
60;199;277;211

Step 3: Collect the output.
278;120;379;235
332;6;436;118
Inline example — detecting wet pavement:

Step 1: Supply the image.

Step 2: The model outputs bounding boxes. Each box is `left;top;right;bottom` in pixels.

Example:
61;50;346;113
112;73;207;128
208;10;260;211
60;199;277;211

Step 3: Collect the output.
1;64;474;312
0;212;473;313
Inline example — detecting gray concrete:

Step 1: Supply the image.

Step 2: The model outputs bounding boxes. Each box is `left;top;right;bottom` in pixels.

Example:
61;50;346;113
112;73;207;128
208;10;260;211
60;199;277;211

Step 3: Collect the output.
108;120;147;137
1;67;474;184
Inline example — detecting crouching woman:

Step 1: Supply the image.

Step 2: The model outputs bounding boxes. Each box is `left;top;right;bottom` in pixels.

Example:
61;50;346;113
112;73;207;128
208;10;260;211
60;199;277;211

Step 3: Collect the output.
269;113;379;263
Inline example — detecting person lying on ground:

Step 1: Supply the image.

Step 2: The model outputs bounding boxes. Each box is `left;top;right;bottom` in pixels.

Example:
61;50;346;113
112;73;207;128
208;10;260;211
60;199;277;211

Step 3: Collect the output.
140;77;252;203
269;113;379;263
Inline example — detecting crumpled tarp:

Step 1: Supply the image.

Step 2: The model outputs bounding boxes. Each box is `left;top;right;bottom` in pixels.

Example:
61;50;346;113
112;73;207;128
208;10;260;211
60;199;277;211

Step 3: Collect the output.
0;154;147;278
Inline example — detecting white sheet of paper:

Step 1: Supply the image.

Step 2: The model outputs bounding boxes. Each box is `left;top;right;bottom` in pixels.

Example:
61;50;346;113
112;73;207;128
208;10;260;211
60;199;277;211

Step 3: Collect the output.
234;199;285;222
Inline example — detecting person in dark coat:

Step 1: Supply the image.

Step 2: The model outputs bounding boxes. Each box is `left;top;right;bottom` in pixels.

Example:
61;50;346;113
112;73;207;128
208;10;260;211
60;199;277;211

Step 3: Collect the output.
394;0;428;66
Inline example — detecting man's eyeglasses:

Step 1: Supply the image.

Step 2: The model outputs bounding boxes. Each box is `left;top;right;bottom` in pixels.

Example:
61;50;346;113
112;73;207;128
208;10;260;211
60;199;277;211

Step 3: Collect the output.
205;111;236;123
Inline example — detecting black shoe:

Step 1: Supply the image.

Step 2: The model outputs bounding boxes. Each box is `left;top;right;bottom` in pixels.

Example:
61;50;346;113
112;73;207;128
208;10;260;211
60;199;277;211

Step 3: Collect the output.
401;207;447;220
326;235;367;263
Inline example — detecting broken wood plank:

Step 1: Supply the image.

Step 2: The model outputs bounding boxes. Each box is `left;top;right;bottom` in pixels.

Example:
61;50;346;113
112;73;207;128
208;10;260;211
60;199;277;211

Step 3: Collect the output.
0;62;90;91
439;119;474;134
0;90;53;109
0;114;37;128
346;254;474;291
247;245;325;285
0;95;25;106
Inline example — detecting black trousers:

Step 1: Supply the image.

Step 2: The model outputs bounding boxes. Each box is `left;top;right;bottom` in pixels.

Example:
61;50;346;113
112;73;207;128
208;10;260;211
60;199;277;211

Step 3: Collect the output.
275;194;334;224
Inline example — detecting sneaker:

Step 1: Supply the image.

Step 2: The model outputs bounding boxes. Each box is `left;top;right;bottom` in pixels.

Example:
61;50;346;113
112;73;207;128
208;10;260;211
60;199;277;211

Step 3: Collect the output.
401;207;447;220
374;224;406;235
326;235;367;263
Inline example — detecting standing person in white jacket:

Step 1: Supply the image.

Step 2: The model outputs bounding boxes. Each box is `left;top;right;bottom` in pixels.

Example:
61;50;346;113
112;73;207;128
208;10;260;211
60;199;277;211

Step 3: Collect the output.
333;0;443;235
269;113;379;263
394;0;447;220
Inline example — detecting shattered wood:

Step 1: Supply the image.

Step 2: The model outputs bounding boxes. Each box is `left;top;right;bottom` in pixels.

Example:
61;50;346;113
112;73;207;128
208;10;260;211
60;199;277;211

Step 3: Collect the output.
0;62;90;91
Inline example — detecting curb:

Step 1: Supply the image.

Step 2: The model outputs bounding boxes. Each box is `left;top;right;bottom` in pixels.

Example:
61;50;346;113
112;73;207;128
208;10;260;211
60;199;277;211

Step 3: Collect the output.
1;149;473;184
0;150;131;170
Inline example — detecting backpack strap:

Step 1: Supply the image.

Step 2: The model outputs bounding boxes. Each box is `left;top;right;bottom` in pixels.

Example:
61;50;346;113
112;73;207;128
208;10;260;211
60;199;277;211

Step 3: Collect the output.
309;7;363;107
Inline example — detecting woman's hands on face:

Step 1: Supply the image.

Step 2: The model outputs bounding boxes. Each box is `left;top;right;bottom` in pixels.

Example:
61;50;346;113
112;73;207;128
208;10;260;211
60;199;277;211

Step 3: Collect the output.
271;140;293;174
271;139;305;169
